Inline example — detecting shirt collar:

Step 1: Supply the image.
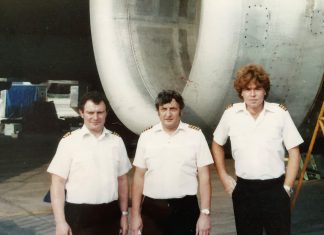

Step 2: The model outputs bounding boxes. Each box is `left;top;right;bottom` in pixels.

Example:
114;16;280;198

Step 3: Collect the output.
80;125;109;138
234;101;274;113
152;121;186;133
234;102;246;113
263;101;276;112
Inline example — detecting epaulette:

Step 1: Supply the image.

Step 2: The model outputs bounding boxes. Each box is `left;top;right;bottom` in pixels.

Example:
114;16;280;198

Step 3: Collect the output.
279;103;288;111
225;104;233;110
142;126;153;133
188;124;200;131
62;132;71;138
111;131;120;137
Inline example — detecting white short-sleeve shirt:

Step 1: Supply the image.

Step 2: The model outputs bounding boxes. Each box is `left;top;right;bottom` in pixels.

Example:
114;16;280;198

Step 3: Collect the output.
213;102;303;180
133;122;214;199
47;126;132;204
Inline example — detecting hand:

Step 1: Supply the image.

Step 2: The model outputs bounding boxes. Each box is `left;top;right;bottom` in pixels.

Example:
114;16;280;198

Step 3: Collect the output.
283;185;293;197
55;221;72;235
196;214;211;235
131;213;143;235
222;174;237;196
119;215;128;235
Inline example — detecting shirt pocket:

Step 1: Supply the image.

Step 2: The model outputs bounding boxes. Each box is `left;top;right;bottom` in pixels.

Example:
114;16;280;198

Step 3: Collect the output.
261;125;283;147
229;130;247;153
260;121;282;140
175;145;197;175
71;150;94;173
99;144;119;170
144;147;163;170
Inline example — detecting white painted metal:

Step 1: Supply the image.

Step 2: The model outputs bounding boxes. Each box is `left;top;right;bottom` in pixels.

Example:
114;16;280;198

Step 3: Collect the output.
90;0;159;134
90;0;324;135
182;0;242;131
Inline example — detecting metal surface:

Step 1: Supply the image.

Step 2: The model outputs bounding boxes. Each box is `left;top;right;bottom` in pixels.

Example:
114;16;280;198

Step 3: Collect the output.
91;0;324;135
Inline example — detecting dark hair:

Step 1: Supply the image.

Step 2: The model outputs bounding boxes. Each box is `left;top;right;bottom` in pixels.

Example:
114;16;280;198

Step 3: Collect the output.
79;91;109;111
155;90;184;110
234;64;270;99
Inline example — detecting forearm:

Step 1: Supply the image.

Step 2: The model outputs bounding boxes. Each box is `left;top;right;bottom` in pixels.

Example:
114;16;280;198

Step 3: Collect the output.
212;141;237;196
212;141;228;179
118;174;129;212
285;146;301;187
131;168;145;215
131;168;145;234
196;166;212;234
50;174;66;224
198;166;211;209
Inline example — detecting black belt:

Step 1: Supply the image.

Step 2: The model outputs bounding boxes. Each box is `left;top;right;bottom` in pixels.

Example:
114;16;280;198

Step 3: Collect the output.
143;195;197;206
65;200;119;210
142;195;198;216
237;175;285;185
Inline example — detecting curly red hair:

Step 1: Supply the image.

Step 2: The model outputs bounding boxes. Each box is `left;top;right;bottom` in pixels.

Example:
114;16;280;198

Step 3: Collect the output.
234;64;270;99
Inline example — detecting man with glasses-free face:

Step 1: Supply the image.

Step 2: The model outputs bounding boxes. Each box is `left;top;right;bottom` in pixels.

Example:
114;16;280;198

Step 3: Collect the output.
212;64;303;235
131;90;214;235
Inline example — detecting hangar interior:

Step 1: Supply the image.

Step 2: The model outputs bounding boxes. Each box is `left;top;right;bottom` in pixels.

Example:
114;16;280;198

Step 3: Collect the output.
0;0;323;234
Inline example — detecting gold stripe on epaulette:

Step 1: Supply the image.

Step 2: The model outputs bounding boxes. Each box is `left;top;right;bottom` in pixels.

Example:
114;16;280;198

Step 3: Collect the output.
63;132;71;138
188;124;200;131
111;132;120;137
225;104;233;110
279;103;288;111
142;126;153;133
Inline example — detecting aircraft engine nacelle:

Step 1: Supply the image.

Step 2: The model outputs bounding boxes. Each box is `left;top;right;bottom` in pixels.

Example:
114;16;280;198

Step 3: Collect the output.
90;0;324;135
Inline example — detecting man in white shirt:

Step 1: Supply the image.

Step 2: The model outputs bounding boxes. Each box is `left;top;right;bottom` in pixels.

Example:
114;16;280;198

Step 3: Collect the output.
48;91;132;235
131;90;214;235
212;64;303;235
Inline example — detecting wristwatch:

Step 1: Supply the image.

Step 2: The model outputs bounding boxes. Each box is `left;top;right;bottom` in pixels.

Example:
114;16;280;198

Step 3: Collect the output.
121;210;129;216
200;208;210;215
283;185;294;197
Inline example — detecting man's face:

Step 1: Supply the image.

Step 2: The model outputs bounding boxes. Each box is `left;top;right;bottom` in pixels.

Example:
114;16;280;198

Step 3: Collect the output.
241;81;266;110
79;100;107;136
158;99;181;132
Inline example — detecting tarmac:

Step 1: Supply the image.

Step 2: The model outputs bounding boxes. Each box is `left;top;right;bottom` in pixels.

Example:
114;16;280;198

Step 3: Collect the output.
0;133;323;235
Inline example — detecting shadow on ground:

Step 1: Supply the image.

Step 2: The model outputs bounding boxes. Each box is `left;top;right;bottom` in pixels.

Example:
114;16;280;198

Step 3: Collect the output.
0;133;60;183
0;220;35;235
292;179;324;235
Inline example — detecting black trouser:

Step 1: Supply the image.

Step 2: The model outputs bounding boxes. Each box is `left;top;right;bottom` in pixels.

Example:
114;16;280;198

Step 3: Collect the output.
65;200;121;235
141;195;200;235
232;175;291;235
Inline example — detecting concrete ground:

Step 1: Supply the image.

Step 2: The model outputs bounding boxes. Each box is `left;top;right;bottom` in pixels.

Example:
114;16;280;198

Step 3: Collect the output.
0;133;323;235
